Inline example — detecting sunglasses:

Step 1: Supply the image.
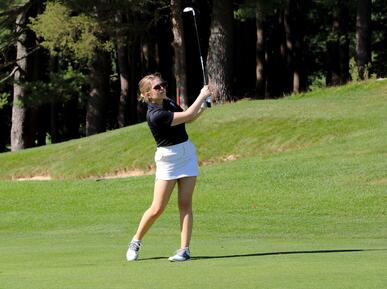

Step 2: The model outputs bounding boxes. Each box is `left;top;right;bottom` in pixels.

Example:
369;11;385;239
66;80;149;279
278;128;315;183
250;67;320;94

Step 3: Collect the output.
152;81;168;91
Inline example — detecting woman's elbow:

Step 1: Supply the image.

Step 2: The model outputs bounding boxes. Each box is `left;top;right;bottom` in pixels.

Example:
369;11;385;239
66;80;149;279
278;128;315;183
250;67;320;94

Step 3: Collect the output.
171;112;193;126
182;111;195;122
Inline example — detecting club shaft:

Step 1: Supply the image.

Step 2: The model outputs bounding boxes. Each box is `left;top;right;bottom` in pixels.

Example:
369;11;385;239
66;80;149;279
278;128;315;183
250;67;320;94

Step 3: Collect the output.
185;8;211;106
199;56;207;85
191;14;207;85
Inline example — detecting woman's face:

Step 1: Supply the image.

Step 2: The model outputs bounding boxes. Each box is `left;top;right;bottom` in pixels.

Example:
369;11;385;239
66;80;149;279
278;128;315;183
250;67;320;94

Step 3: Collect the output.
148;77;167;104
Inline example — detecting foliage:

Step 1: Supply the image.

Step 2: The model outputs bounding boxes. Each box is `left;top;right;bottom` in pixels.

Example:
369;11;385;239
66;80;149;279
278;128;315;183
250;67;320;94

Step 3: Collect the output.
27;0;169;56
234;0;283;21
303;2;330;86
0;92;9;108
308;72;326;90
20;65;88;108
1;0;387;149
349;57;375;82
371;0;387;77
29;2;113;63
0;0;31;54
0;21;13;55
0;69;13;109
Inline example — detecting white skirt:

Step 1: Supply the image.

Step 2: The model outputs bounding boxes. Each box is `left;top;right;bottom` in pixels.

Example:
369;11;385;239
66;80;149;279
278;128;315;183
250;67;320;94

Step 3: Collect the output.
154;140;199;180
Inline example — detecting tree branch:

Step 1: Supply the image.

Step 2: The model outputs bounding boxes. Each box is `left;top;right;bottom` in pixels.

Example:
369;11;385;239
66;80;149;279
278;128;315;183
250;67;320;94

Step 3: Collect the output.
0;1;32;18
0;46;40;70
0;66;18;83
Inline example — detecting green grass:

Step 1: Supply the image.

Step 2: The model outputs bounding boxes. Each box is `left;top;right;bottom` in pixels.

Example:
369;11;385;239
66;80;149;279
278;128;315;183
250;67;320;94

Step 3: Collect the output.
1;79;386;180
0;79;386;288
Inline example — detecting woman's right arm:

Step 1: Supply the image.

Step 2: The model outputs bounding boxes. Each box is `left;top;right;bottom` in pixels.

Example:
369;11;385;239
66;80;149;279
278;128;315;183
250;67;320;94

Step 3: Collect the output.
171;85;210;126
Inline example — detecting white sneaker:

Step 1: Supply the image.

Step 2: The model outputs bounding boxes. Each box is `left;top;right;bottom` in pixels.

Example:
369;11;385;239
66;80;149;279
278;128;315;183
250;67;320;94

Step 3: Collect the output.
126;240;141;261
168;248;191;262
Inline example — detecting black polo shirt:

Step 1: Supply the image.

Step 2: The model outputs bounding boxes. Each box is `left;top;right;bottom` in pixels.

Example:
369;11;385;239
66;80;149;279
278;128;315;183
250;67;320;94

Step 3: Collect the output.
146;98;188;147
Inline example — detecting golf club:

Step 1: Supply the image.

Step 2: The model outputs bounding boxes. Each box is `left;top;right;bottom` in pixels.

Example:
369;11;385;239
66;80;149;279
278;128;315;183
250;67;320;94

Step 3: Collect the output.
183;7;211;107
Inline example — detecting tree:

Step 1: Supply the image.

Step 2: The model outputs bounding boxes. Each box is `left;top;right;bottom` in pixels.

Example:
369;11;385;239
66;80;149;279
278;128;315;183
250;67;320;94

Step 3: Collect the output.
207;0;234;103
255;2;266;98
30;1;113;136
113;1;168;126
171;0;188;109
372;0;387;78
234;0;283;98
11;0;38;151
115;11;130;128
1;0;387;153
30;0;170;133
284;0;306;93
86;48;110;135
356;0;371;80
326;0;350;86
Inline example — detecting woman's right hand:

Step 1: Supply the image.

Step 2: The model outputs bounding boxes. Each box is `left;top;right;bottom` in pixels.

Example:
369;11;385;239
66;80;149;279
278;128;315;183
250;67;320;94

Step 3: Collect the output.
199;85;211;100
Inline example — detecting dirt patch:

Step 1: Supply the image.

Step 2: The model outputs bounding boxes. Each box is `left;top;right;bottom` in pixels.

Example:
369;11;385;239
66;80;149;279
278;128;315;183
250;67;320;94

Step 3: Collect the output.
369;178;387;185
97;169;154;180
14;169;155;181
16;175;52;181
200;154;240;166
12;156;242;181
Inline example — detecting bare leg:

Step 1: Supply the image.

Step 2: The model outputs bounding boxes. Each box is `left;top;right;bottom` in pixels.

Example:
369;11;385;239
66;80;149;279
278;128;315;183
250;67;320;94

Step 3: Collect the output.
177;176;196;248
133;179;177;241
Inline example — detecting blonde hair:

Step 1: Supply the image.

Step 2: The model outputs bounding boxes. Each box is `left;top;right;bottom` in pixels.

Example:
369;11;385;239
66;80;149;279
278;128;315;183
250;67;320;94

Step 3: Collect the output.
138;73;162;103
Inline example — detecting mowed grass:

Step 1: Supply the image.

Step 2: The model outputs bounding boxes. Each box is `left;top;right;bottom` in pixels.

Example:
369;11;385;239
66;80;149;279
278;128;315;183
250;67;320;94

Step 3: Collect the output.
0;79;386;288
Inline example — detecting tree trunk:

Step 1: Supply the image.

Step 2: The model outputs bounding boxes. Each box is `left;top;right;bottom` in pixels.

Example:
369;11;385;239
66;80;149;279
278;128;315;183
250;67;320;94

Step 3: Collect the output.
11;7;29;151
116;12;130;128
256;5;266;98
10;0;45;150
63;98;79;141
326;0;350;86
266;8;287;98
50;102;59;142
207;0;234;103
86;49;110;136
283;1;293;94
285;0;305;94
0;110;8;152
141;33;158;74
171;0;188;109
356;0;371;80
117;40;129;127
131;38;143;123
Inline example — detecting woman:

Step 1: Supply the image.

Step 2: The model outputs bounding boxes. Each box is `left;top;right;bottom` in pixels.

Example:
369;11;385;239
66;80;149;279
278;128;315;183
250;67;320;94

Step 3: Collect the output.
126;73;210;262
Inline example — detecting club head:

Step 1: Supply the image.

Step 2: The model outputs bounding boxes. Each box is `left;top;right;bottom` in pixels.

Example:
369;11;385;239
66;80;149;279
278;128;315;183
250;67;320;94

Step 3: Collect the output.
183;7;195;16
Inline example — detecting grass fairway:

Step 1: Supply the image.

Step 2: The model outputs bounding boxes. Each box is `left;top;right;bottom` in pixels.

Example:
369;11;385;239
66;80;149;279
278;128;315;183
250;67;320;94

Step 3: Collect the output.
1;80;386;288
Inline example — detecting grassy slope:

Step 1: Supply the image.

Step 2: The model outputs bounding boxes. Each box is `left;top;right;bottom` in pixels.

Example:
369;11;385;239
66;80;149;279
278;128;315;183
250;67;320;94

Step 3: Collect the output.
0;80;386;289
0;79;386;180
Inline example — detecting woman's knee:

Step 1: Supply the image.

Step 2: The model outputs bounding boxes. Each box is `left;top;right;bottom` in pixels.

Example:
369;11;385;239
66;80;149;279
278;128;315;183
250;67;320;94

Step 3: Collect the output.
147;205;165;219
178;199;192;213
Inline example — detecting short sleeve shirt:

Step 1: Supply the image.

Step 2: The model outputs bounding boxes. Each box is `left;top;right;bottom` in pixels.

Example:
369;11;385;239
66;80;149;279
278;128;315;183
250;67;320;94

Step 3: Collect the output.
146;98;188;147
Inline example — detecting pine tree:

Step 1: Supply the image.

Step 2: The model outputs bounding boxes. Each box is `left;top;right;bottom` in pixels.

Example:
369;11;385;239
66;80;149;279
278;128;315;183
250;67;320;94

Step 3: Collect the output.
207;0;234;103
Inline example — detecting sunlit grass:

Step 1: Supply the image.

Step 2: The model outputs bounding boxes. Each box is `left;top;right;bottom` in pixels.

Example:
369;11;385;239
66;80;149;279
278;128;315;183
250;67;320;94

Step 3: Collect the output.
0;79;386;288
0;79;386;180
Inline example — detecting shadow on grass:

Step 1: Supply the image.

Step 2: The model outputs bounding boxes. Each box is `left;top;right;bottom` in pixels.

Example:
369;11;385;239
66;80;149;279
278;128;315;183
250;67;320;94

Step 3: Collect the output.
192;249;386;260
139;248;386;262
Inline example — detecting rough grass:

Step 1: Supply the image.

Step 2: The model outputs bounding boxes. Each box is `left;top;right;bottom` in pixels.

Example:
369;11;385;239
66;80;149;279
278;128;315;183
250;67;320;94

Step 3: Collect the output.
0;79;386;180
